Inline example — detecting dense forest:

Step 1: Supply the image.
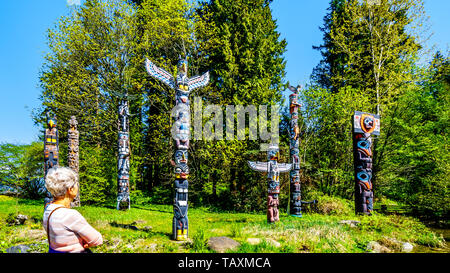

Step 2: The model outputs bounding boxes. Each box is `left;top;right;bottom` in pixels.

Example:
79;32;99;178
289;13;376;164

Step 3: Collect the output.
0;0;448;218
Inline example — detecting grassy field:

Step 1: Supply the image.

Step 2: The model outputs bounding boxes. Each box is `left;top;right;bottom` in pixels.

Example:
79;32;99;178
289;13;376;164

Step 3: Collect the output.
0;195;446;253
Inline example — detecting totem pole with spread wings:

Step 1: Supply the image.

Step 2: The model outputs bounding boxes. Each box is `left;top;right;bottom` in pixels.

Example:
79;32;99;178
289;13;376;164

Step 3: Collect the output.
248;144;292;223
145;57;209;240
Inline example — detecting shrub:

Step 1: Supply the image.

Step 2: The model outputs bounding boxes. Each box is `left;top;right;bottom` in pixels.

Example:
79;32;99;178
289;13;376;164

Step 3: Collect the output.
305;190;353;216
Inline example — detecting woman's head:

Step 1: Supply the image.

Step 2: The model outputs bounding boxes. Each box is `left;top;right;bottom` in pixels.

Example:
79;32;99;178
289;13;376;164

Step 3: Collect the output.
45;167;78;199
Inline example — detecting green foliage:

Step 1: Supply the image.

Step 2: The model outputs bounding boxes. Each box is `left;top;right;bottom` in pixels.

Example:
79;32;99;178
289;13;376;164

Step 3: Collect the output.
0;142;45;199
377;52;450;217
5;212;17;225
191;229;208;252
313;0;426;115
78;145;114;205
305;190;354;216
0;143;27;188
299;86;371;198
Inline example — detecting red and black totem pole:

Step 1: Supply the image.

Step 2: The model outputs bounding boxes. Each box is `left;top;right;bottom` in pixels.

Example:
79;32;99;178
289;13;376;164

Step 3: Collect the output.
352;111;380;215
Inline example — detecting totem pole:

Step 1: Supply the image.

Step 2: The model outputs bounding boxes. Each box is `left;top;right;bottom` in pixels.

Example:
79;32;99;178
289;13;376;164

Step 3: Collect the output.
145;57;209;240
44;113;59;207
248;144;292;223
288;85;302;217
352;111;380;215
68;116;80;207
117;99;131;210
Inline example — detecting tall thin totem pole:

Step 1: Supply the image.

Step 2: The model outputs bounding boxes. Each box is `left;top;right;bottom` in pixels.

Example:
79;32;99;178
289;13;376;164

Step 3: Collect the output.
44;113;59;207
68;116;80;207
117;99;131;210
248;144;292;223
145;57;209;240
288;85;302;217
352;111;380;215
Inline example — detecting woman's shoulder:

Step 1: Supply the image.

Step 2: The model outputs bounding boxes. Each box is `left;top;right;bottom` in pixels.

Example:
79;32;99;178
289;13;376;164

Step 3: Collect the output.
45;204;83;218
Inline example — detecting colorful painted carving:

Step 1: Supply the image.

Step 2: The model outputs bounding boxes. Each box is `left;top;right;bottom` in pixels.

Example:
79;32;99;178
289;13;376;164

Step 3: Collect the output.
117;99;131;210
145;57;209;240
44;113;59;206
248;144;292;223
68;116;80;207
288;85;302;217
352;111;380;215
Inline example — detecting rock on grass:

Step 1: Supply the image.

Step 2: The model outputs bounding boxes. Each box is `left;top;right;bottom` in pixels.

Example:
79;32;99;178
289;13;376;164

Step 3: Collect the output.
207;236;240;253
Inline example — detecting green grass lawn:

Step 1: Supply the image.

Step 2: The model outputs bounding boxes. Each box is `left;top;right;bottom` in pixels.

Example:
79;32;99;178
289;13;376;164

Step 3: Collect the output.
0;195;445;253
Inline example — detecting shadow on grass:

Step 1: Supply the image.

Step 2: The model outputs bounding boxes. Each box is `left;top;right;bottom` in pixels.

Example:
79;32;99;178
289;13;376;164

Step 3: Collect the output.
206;217;259;224
132;205;172;214
17;198;44;206
109;221;172;238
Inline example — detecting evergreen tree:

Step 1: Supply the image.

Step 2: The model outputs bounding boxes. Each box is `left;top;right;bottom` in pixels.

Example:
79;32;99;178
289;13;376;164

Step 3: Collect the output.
191;0;288;210
312;0;426;116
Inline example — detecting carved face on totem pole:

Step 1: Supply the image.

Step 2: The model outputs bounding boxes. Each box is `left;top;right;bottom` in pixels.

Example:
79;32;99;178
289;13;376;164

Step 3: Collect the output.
175;164;189;179
353;112;380;135
174;150;188;165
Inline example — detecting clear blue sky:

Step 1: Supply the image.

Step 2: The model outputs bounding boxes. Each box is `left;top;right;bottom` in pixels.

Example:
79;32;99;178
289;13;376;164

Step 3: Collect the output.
0;0;448;145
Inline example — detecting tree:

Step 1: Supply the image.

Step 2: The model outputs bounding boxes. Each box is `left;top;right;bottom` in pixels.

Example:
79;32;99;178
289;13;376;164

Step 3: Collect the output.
377;52;449;217
312;0;426;116
0;143;26;190
305;0;428;200
136;0;195;192
0;142;46;199
36;0;141;205
191;0;288;210
311;0;347;93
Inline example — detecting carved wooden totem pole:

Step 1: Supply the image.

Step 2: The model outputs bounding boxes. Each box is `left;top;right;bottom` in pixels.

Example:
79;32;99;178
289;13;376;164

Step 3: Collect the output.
44;113;59;207
288;85;302;217
68;116;80;207
145;57;209;240
352;111;380;215
117;99;131;210
248;144;292;223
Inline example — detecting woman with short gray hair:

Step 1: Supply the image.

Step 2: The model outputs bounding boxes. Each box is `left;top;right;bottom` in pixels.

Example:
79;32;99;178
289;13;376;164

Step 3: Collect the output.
43;166;103;253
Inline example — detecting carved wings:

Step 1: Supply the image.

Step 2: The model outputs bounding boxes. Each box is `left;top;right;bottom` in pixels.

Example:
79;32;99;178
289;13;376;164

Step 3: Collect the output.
145;59;175;89
146;58;209;91
188;71;210;92
248;161;292;173
248;161;268;172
